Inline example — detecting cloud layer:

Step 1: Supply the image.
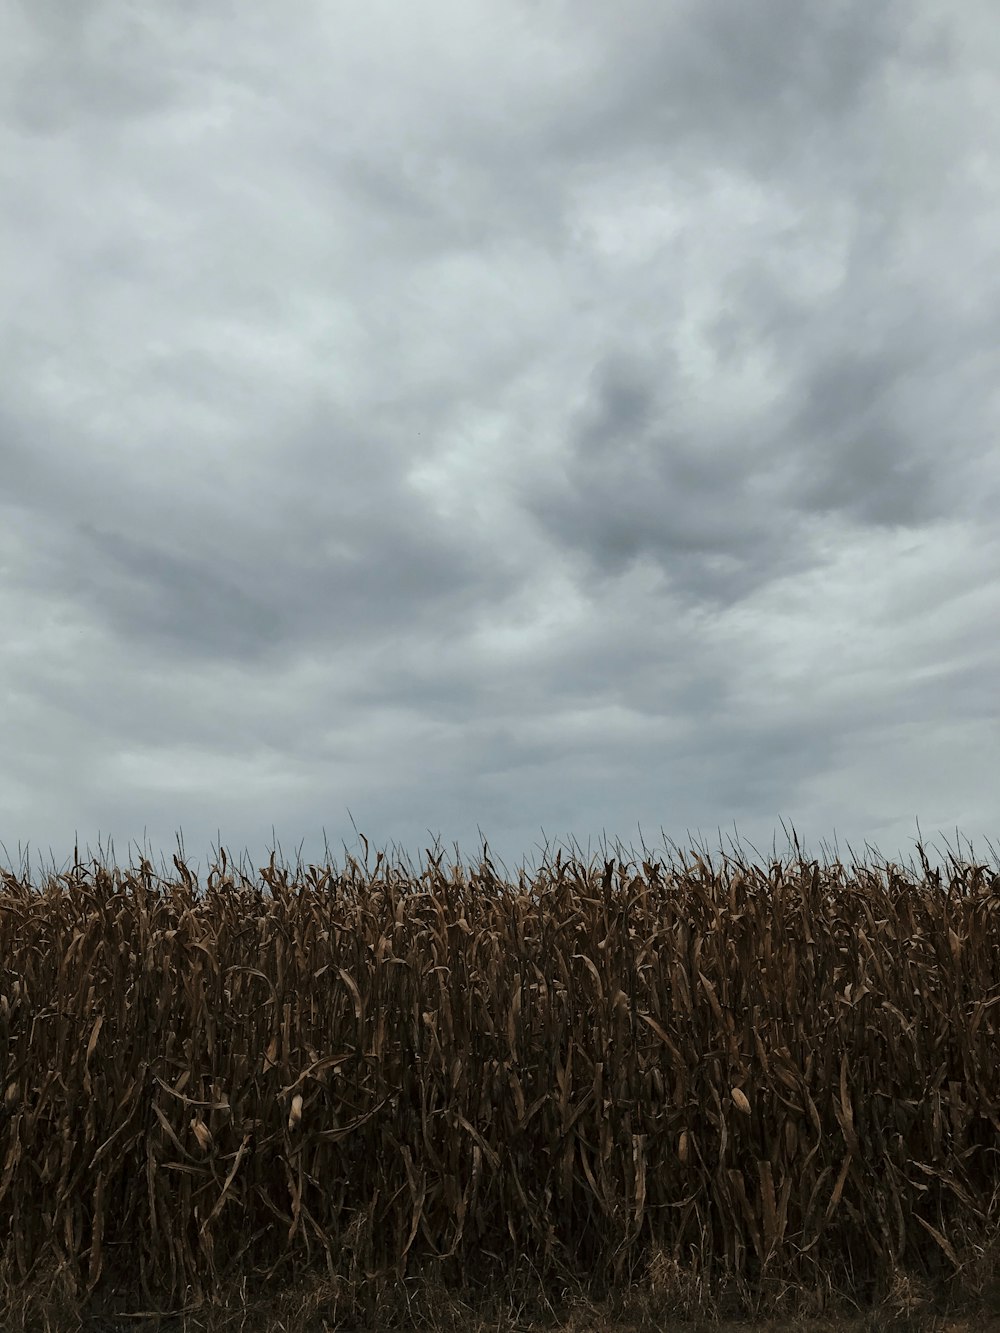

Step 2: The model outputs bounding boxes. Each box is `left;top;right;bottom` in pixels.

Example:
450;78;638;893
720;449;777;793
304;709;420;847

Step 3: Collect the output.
2;1;998;884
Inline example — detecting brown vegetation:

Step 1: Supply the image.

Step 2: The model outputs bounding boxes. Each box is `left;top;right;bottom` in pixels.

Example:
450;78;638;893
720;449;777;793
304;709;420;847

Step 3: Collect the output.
1;826;1000;1332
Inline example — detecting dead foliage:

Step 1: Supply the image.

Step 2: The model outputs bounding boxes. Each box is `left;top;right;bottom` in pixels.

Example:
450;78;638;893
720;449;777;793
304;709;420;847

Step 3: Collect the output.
2;826;1000;1331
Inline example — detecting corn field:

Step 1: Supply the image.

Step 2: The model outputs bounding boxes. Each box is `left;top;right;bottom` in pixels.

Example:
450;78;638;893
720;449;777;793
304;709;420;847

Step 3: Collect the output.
2;830;1000;1329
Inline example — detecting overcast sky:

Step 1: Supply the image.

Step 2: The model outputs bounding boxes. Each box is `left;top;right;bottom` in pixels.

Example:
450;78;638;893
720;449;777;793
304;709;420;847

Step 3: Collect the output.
2;0;999;889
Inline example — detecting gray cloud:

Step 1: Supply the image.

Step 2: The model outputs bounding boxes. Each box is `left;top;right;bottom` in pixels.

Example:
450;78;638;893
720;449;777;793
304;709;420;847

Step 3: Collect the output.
2;0;998;886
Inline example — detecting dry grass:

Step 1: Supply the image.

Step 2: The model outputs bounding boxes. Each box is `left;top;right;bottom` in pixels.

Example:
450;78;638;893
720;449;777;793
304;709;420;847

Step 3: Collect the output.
1;824;1000;1332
